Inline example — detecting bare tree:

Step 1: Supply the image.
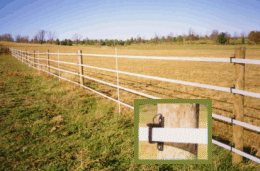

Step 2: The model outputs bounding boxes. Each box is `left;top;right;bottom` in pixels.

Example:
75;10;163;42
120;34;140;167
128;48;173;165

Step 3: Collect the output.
182;33;186;45
167;32;173;43
233;32;238;45
154;32;159;44
225;32;231;45
33;34;39;44
37;30;46;44
1;33;14;42
241;31;246;44
47;31;57;44
188;27;194;45
72;33;82;46
24;35;29;43
210;29;219;44
142;36;146;43
15;34;22;42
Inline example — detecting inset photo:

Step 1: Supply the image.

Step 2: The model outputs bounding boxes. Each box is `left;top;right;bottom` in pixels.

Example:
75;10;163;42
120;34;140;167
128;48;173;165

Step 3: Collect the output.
134;99;212;164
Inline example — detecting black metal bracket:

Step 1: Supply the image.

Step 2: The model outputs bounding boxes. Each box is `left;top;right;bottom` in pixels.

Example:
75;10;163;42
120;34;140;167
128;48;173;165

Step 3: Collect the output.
230;54;235;64
147;114;164;151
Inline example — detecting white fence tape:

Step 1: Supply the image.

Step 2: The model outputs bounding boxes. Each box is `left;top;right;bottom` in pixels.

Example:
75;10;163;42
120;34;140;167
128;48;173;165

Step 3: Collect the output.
139;127;208;144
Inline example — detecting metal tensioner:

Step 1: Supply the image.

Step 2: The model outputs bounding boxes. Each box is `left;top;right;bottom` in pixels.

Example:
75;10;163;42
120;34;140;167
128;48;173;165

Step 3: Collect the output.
147;114;164;151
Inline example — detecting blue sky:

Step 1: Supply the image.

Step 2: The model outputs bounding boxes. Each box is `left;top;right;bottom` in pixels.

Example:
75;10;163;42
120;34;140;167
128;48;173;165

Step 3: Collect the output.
0;0;260;41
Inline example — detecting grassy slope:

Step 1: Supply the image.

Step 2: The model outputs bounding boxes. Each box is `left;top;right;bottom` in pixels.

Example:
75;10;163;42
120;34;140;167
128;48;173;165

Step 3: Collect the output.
0;53;259;170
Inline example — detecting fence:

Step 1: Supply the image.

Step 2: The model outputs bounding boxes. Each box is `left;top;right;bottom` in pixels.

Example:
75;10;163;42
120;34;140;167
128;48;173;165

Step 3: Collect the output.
9;47;260;164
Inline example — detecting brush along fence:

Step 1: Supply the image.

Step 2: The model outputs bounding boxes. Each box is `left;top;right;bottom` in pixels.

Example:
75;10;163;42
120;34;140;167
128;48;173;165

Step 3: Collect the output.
9;47;260;164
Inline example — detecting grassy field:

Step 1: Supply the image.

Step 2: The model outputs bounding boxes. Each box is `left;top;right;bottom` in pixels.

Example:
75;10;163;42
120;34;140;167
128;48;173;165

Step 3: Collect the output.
1;42;260;170
3;41;260;154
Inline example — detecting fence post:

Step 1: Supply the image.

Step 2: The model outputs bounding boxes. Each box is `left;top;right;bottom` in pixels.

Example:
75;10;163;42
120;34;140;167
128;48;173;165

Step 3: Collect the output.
21;50;23;63
38;50;40;70
26;49;28;67
34;50;35;67
28;51;30;67
48;49;50;75
232;47;245;165
78;50;84;86
157;103;199;160
58;50;60;82
115;48;120;114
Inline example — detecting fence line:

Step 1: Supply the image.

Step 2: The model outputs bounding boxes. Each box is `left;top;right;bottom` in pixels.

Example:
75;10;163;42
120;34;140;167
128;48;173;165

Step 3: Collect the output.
12;53;260;99
9;48;260;164
13;49;260;65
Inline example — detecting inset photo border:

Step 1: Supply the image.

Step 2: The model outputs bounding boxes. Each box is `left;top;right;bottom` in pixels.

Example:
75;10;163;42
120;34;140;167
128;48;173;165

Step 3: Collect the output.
134;99;212;164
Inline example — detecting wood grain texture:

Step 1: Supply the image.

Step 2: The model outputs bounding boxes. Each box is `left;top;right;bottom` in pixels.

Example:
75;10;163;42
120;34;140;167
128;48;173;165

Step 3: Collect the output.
157;103;199;160
232;47;245;164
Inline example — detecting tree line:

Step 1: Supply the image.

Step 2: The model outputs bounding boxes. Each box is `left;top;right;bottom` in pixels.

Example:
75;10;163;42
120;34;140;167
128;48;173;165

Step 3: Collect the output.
1;28;260;46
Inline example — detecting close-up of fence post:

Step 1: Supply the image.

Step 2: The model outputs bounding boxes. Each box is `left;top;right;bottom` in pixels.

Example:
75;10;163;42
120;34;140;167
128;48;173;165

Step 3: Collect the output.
78;50;84;86
156;103;200;159
116;48;120;114
232;47;245;165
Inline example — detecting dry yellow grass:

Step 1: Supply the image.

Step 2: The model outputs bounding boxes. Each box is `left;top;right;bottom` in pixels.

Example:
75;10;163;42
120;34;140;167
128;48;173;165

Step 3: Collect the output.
3;41;260;155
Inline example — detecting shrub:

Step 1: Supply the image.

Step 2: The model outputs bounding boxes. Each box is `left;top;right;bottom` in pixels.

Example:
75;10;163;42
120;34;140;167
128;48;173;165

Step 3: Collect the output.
217;33;227;44
241;36;245;44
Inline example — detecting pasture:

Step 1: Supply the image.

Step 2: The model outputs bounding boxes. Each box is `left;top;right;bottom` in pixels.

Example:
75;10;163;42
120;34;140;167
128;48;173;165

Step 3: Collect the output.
1;41;260;169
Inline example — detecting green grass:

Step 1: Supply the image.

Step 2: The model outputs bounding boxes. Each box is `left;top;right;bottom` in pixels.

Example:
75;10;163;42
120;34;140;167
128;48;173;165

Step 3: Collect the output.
0;54;260;170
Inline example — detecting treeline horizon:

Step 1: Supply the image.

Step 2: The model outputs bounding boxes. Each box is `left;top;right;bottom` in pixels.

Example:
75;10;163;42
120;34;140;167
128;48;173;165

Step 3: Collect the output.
1;28;260;46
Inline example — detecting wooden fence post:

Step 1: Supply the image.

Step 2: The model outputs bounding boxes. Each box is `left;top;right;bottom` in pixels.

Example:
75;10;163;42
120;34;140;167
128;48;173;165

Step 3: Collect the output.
38;50;39;70
232;47;245;165
115;48;120;114
48;49;50;75
157;103;199;160
78;50;84;86
34;50;35;67
21;50;23;63
28;51;30;67
26;49;28;67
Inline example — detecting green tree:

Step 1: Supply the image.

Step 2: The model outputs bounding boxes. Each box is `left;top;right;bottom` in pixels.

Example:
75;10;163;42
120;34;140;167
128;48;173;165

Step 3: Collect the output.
89;40;94;45
125;39;131;46
105;39;110;46
100;39;105;46
67;39;72;46
241;36;245;44
161;36;166;43
130;37;134;44
217;32;227;44
177;35;183;42
55;38;60;45
115;39;118;45
110;40;114;46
